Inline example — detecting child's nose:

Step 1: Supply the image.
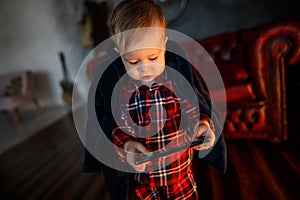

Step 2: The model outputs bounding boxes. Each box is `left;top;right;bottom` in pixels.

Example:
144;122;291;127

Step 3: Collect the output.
139;61;151;72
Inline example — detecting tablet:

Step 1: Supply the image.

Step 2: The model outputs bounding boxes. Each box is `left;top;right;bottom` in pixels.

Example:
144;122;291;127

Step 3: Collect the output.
135;136;206;165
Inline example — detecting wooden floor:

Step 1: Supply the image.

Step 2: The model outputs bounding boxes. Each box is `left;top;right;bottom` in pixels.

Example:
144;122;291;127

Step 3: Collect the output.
0;114;109;200
0;113;299;200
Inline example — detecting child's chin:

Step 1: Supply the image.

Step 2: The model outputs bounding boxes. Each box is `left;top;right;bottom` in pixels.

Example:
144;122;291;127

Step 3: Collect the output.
141;76;155;83
141;80;154;86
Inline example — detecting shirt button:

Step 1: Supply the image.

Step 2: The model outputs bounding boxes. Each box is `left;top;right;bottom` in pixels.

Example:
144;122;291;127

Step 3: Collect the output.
148;92;154;98
147;118;152;122
147;143;154;149
139;138;146;143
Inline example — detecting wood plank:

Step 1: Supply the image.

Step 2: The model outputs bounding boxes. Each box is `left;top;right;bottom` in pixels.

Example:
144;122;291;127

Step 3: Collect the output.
1;128;76;196
21;140;80;199
226;140;287;200
251;141;300;199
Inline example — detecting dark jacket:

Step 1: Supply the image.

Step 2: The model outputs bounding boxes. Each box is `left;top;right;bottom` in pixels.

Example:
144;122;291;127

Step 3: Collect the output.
83;41;227;173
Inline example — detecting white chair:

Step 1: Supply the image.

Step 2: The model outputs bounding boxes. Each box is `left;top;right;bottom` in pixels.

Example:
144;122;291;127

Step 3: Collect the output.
0;70;42;123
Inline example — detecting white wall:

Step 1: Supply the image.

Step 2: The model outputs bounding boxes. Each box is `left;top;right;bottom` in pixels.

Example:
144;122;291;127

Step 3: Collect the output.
0;0;88;107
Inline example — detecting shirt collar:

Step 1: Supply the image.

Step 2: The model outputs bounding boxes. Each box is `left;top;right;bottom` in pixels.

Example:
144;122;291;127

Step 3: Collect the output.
124;69;169;92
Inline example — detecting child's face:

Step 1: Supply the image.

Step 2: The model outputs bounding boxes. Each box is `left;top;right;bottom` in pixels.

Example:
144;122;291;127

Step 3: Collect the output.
120;31;167;85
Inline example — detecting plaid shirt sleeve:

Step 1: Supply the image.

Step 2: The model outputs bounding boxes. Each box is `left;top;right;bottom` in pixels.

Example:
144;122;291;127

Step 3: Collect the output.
112;85;140;150
112;126;137;162
182;97;214;140
112;126;136;149
112;101;139;162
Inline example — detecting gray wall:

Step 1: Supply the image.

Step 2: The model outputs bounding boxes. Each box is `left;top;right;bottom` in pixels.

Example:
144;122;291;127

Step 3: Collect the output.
0;0;299;108
169;0;300;39
112;0;300;39
0;0;87;107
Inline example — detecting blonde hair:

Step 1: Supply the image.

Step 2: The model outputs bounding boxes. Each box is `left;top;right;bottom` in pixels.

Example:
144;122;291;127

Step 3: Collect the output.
109;0;167;52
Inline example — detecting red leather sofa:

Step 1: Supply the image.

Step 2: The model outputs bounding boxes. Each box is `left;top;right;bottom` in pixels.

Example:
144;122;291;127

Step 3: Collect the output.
182;21;300;142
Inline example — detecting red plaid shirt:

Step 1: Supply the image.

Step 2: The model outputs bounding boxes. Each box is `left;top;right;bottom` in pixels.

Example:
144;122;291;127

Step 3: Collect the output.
112;72;210;187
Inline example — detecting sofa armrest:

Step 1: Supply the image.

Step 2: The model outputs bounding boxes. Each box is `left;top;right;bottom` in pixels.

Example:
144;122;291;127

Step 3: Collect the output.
249;21;300;141
250;21;300;99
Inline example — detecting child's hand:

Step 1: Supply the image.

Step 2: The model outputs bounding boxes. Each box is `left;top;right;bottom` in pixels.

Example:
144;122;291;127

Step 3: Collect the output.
193;122;215;151
124;141;150;172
